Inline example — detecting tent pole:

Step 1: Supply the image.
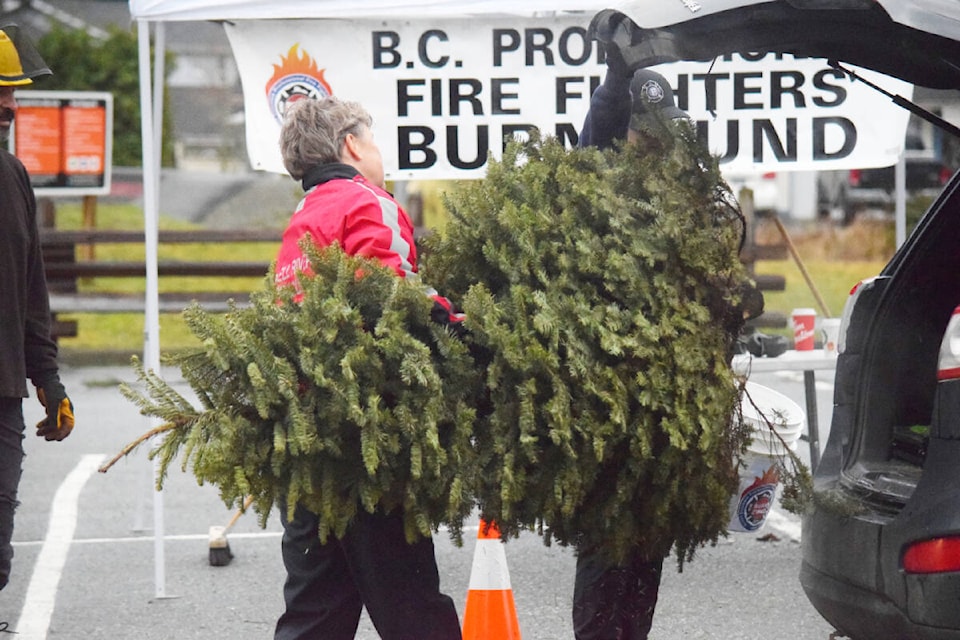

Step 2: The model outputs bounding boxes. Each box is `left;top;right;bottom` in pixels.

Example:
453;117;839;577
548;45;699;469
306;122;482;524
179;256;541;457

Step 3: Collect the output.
137;18;167;600
153;24;165;173
895;151;907;248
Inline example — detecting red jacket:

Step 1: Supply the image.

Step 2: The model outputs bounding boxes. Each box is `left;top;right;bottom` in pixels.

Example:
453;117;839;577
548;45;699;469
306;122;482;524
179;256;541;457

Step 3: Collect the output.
275;163;464;325
275;163;418;289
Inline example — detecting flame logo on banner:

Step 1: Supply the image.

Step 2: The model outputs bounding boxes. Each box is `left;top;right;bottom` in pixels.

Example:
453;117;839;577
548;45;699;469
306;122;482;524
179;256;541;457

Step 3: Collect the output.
265;44;332;124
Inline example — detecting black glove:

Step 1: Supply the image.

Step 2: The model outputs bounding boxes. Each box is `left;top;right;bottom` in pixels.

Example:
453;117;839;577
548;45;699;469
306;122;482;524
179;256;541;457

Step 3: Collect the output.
429;295;500;370
737;332;789;358
431;296;468;340
35;377;75;441
588;9;632;81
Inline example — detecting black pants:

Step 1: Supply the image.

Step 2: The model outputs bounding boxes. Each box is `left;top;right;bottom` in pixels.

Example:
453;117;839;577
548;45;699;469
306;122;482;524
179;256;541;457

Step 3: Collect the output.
572;547;664;640
274;503;462;640
0;399;25;591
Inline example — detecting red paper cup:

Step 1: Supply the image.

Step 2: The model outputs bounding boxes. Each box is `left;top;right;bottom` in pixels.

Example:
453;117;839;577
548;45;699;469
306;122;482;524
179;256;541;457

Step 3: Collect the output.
792;308;817;351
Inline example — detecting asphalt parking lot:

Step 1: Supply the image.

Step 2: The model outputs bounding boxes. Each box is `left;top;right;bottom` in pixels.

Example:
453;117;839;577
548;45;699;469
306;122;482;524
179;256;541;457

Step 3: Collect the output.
1;363;838;639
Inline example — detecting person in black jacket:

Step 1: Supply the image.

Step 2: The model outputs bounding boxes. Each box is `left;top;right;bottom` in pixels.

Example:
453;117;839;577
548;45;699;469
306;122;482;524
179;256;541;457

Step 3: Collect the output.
579;10;688;151
575;12;772;639
0;24;75;593
573;18;683;637
576;10;755;639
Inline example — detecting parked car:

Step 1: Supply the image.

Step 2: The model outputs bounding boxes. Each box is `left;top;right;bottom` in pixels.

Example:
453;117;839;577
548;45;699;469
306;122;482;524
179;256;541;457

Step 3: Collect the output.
607;2;960;638
818;131;955;223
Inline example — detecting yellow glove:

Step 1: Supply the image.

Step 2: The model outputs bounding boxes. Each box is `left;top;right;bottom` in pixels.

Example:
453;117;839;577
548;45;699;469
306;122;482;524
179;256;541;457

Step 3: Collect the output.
36;381;75;441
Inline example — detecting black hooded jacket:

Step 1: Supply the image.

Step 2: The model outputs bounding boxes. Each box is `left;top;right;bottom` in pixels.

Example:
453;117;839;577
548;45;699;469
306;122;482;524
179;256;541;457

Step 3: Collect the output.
0;148;59;398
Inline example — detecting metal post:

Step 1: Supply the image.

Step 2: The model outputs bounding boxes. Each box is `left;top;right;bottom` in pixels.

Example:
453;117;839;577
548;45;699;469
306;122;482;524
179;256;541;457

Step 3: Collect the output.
895;152;907;248
138;18;168;600
803;370;820;471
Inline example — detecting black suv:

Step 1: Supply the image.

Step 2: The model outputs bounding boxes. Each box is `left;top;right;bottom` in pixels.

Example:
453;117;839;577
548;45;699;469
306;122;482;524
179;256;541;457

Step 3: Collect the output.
604;2;960;638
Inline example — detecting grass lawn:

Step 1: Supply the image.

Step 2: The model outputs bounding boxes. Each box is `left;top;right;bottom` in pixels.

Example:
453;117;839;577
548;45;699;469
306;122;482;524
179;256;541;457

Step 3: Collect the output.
51;202;277;360
51;202;894;361
754;258;886;327
749;214;894;334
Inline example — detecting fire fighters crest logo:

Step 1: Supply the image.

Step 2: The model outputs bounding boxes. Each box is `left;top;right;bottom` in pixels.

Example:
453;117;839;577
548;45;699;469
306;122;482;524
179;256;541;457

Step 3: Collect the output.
265;44;332;124
639;79;666;105
734;465;780;531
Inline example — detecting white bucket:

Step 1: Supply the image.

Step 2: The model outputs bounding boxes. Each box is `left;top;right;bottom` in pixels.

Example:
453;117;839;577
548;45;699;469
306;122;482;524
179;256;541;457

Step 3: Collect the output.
728;382;806;532
728;451;787;532
740;381;805;456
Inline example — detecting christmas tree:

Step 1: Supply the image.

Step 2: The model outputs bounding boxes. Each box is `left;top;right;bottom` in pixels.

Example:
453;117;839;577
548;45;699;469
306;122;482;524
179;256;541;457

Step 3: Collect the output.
109;243;480;544
105;123;779;565
420;128;755;563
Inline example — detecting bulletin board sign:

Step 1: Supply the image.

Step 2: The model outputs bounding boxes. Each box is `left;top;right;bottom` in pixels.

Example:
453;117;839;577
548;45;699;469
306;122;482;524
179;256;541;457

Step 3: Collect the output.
10;91;113;196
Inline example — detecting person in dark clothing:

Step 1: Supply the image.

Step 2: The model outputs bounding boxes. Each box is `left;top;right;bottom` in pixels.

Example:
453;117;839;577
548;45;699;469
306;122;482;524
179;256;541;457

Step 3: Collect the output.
579;11;689;151
574;63;680;640
575;12;768;639
272;96;462;640
0;24;76;594
575;11;723;639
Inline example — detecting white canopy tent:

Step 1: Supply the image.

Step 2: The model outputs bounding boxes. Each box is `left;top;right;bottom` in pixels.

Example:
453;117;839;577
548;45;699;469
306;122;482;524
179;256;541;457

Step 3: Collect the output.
130;0;614;20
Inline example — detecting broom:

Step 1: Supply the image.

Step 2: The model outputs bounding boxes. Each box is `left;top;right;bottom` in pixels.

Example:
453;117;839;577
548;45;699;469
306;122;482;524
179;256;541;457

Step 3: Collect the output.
208;495;254;566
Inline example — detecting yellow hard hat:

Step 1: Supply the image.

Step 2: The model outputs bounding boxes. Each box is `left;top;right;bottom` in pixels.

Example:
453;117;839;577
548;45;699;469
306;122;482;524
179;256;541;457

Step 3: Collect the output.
0;24;51;87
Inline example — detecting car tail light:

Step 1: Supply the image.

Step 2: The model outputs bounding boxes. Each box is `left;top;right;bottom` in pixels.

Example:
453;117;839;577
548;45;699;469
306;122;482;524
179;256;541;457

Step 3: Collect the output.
835;277;879;355
938;305;960;381
848;169;862;187
761;171;776;180
903;537;960;574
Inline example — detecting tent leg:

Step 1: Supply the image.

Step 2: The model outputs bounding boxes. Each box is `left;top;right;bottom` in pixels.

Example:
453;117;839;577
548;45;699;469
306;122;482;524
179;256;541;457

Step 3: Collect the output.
138;18;170;601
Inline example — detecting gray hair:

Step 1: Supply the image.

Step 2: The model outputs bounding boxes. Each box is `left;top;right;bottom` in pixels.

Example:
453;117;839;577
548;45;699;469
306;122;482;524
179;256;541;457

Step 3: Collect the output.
279;96;373;179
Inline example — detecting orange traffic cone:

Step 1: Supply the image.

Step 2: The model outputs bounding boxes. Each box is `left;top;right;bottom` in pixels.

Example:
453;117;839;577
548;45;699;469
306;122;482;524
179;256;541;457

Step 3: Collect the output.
462;519;522;639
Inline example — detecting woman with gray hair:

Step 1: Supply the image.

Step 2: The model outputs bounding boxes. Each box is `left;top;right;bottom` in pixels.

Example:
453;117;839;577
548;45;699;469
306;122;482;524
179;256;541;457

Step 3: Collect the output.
272;95;462;640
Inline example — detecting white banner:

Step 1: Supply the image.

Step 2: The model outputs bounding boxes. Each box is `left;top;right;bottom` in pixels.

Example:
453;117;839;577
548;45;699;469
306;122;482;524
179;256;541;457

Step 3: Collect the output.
225;18;912;180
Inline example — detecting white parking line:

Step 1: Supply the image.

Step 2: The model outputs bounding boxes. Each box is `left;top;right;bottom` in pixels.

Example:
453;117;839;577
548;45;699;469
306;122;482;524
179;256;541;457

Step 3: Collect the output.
11;531;283;547
10;524;480;548
15;454;105;640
